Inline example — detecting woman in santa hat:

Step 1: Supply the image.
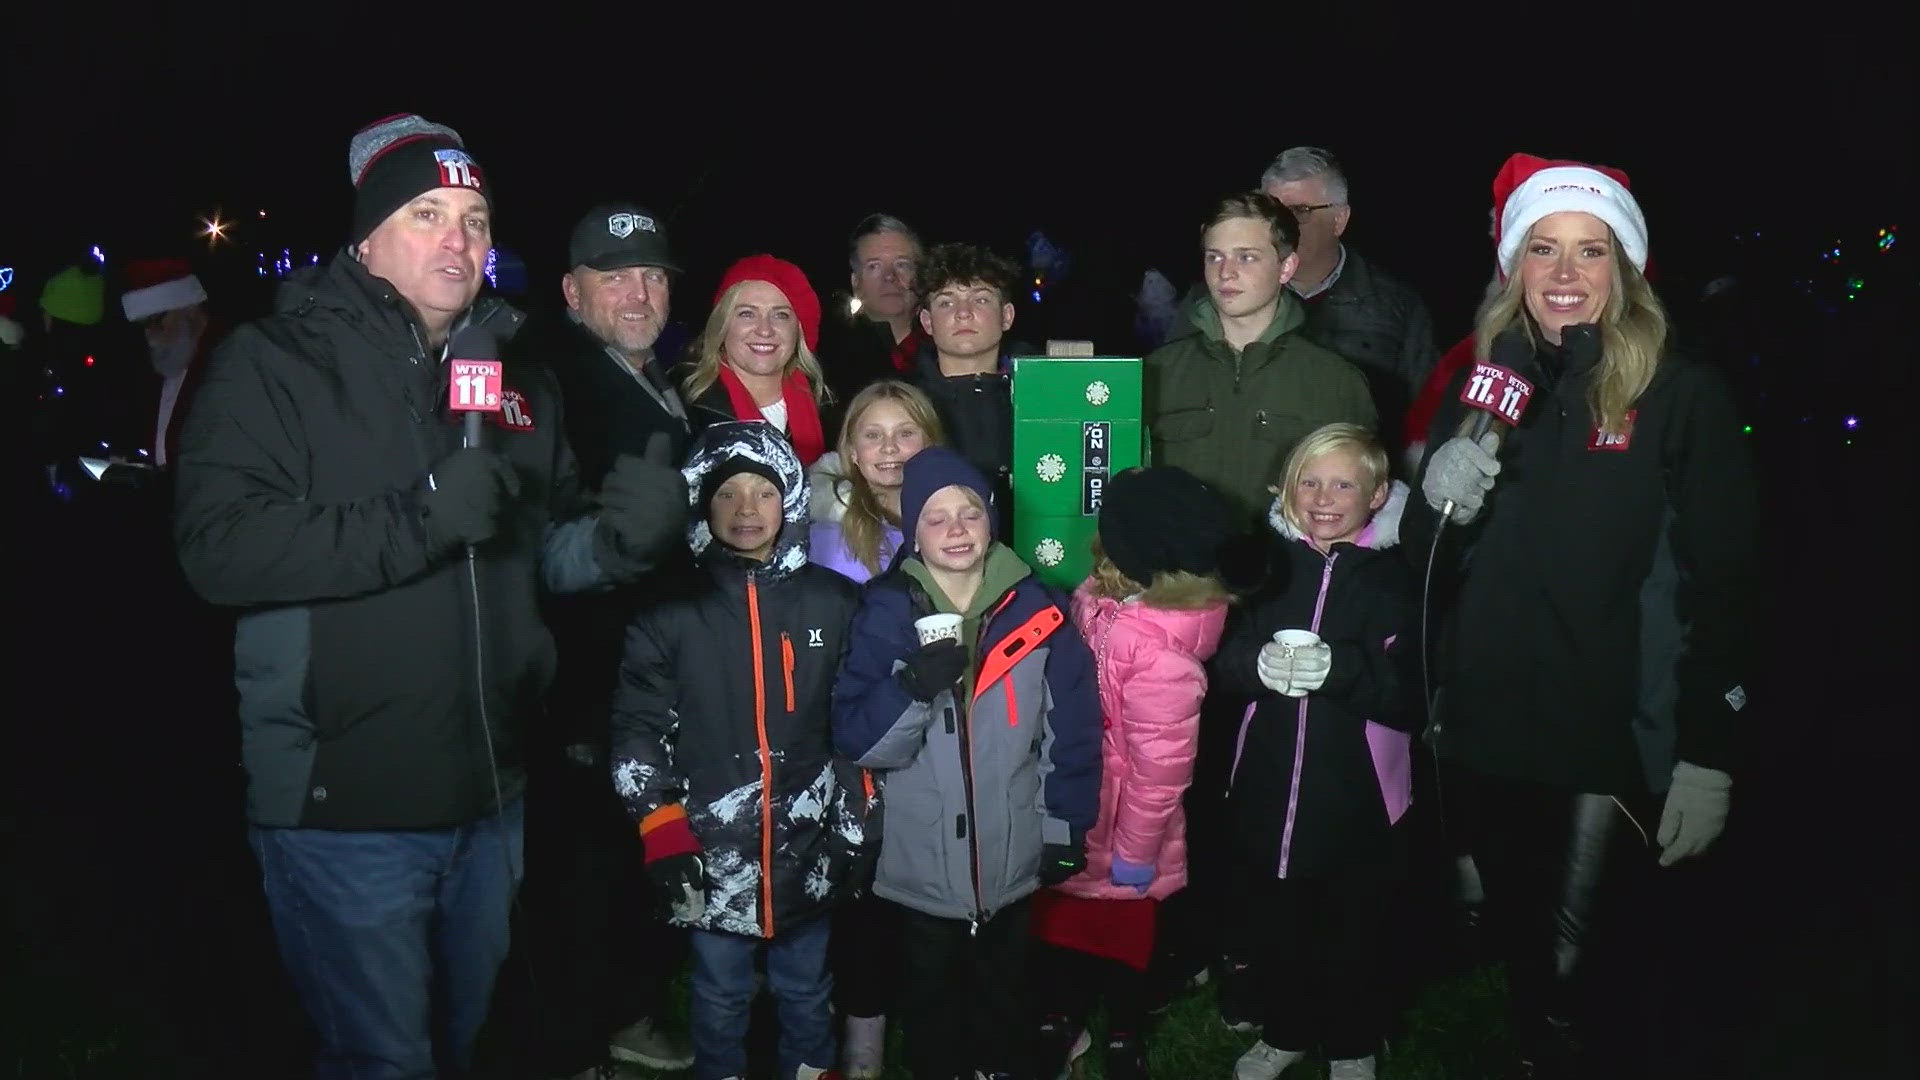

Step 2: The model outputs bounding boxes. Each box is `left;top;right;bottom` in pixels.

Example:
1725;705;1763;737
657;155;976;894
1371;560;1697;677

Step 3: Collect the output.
1405;153;1757;1078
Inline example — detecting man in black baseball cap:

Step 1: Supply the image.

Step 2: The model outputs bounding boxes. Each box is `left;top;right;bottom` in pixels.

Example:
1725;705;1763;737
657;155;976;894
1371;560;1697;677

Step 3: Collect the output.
503;201;698;1077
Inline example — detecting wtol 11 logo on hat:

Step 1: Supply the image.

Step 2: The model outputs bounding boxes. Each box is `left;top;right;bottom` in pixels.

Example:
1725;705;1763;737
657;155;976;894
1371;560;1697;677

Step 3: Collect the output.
608;212;656;239
434;149;484;190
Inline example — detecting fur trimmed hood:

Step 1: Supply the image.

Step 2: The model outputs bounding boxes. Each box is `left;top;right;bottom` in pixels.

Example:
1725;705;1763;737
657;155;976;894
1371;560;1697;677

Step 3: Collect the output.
1267;479;1408;551
1134;572;1231;611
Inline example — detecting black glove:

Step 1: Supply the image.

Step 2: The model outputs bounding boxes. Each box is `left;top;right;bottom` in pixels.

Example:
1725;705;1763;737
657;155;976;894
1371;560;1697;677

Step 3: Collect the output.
897;639;969;703
598;433;689;566
421;448;520;550
1039;841;1087;887
645;851;707;923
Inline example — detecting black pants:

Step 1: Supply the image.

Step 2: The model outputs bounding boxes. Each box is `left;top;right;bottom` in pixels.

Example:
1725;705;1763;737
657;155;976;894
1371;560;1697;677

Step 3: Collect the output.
1463;770;1659;1073
1036;943;1151;1037
510;752;686;1075
831;892;899;1019
1235;839;1404;1062
894;898;1031;1079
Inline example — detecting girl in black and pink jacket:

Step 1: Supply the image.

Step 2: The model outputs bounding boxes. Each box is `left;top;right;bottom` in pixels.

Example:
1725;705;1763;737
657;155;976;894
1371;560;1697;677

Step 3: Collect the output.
1212;423;1419;1080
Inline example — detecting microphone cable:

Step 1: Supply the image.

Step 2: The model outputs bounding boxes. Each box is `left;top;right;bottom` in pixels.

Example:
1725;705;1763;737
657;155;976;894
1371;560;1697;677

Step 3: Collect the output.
1420;514;1450;843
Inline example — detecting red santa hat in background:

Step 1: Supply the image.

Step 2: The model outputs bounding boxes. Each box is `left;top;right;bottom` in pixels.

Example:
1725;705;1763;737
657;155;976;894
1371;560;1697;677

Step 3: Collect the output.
1492;153;1647;278
121;258;207;322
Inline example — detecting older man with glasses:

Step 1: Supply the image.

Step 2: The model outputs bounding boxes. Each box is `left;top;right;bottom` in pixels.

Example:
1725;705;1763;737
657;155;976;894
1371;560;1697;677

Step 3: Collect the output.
1261;147;1436;465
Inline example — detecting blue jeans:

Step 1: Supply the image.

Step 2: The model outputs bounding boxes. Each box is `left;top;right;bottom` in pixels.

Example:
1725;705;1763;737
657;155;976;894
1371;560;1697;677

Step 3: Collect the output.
250;798;525;1079
688;914;834;1080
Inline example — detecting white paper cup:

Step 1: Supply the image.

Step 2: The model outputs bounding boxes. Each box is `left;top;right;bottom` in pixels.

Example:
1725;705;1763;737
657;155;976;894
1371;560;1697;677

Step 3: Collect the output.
1271;629;1322;698
914;613;964;646
1273;628;1322;652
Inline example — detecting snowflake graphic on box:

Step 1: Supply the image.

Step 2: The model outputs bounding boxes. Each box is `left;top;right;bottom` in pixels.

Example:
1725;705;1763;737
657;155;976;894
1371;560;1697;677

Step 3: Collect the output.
1086;380;1111;407
1036;453;1067;483
1034;537;1066;567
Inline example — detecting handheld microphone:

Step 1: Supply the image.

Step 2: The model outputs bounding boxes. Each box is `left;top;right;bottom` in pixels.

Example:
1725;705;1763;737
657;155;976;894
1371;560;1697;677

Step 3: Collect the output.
1440;332;1538;520
447;327;503;449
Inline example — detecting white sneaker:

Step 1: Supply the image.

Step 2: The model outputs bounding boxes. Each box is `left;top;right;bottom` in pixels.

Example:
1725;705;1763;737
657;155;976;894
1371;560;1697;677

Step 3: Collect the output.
843;1013;887;1078
1328;1057;1377;1079
607;1016;695;1071
1233;1040;1306;1080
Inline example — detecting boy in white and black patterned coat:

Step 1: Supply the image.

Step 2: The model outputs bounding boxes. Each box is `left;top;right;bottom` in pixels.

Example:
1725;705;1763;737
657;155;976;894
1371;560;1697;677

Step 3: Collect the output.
610;420;867;1080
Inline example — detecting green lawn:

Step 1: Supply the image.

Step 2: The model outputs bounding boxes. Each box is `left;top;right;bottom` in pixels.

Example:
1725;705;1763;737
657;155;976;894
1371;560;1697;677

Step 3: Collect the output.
608;963;1518;1079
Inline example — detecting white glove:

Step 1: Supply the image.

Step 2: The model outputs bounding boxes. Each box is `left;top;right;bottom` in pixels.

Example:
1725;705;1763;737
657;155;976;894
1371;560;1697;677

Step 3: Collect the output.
1285;642;1332;694
1421;433;1502;525
1656;761;1732;866
1257;640;1332;698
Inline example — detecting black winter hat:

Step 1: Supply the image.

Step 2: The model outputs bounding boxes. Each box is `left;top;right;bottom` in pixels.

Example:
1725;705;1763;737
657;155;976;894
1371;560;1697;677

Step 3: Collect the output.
700;455;785;509
348;113;491;243
1098;466;1233;586
901;446;996;550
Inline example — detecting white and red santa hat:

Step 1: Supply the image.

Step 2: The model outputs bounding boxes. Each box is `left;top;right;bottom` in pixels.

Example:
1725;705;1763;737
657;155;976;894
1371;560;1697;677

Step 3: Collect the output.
121;258;207;322
1492;153;1647;278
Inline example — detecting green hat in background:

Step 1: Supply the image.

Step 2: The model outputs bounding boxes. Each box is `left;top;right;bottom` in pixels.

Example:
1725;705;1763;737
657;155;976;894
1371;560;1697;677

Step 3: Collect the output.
41;266;106;326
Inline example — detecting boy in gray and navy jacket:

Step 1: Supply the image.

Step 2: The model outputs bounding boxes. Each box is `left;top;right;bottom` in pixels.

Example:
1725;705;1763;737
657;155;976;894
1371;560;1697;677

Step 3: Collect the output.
832;447;1102;1080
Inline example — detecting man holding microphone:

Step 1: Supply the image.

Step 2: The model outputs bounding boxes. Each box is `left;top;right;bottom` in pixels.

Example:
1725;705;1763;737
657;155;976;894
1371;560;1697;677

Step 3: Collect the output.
173;113;687;1078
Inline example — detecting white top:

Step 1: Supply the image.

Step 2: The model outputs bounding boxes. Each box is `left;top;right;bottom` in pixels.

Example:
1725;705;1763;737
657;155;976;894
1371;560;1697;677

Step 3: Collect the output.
759;397;789;433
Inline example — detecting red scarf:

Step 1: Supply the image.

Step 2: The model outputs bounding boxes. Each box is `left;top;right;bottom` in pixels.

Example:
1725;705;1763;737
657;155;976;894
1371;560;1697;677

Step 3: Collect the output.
717;365;826;467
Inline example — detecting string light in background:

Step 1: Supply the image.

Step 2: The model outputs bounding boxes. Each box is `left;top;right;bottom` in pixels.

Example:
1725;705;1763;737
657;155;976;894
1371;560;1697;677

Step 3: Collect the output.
90;246;105;266
202;214;229;245
0;266;13;291
484;248;498;289
1877;225;1897;251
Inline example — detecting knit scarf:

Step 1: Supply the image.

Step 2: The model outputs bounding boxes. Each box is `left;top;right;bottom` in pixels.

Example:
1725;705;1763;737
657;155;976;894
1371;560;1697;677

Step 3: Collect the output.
717;365;826;467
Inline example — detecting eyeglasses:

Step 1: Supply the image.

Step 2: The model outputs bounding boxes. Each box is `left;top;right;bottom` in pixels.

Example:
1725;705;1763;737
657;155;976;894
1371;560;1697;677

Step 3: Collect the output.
1285;202;1338;221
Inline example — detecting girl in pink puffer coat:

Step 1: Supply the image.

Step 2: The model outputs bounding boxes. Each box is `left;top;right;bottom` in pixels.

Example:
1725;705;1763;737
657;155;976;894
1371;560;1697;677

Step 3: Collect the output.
1029;466;1234;1080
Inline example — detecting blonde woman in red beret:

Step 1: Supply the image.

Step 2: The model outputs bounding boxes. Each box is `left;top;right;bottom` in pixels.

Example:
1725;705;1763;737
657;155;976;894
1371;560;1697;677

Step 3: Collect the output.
680;255;833;467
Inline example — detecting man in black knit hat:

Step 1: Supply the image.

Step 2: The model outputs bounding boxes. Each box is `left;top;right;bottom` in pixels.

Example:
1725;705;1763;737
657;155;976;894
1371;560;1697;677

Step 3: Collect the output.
174;112;689;1079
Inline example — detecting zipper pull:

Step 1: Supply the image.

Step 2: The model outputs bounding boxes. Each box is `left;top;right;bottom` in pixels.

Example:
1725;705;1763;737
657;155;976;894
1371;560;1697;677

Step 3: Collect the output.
969;916;980;938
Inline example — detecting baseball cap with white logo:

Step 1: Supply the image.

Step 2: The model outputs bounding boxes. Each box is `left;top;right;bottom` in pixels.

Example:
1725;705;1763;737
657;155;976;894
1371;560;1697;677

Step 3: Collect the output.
569;202;680;273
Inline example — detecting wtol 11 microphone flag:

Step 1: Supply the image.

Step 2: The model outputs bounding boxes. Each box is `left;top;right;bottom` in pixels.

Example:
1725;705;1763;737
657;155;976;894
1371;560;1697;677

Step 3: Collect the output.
447;326;503;449
1441;332;1540;520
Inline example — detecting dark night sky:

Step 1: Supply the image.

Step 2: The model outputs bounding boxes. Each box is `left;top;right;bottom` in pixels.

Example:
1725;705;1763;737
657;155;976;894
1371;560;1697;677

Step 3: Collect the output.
6;20;1913;345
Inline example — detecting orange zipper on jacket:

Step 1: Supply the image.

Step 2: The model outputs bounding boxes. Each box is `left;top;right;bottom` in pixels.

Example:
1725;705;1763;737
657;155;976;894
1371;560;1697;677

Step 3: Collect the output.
747;577;776;938
781;632;796;713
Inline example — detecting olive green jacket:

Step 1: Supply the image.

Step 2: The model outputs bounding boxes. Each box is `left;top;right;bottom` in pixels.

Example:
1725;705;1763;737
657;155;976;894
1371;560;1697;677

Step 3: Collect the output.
1143;290;1377;521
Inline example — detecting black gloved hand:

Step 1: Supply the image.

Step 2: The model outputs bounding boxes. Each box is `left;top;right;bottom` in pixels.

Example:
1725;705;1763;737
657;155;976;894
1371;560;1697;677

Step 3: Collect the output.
598;433;689;565
421;448;520;550
1038;841;1087;887
897;639;969;703
645;851;708;924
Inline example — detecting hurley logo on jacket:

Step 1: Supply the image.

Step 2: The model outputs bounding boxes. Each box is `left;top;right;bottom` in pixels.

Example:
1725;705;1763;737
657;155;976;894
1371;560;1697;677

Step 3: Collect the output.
807;628;825;648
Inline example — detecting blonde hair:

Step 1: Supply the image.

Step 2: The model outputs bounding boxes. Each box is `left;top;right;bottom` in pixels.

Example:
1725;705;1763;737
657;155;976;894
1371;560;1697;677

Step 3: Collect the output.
1275;423;1388;534
838;380;947;575
1087;536;1146;600
681;280;834;406
1473;229;1667;435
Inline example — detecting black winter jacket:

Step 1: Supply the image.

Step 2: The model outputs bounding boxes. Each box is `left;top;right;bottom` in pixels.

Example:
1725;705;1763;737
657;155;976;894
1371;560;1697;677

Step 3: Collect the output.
174;253;619;828
1296;247;1437;457
518;313;695;755
1214;487;1420;879
1404;329;1759;796
611;422;867;938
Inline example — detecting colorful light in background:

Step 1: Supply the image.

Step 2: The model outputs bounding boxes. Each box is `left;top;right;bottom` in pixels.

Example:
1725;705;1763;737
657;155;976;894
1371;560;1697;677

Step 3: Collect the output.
484;248;498;289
